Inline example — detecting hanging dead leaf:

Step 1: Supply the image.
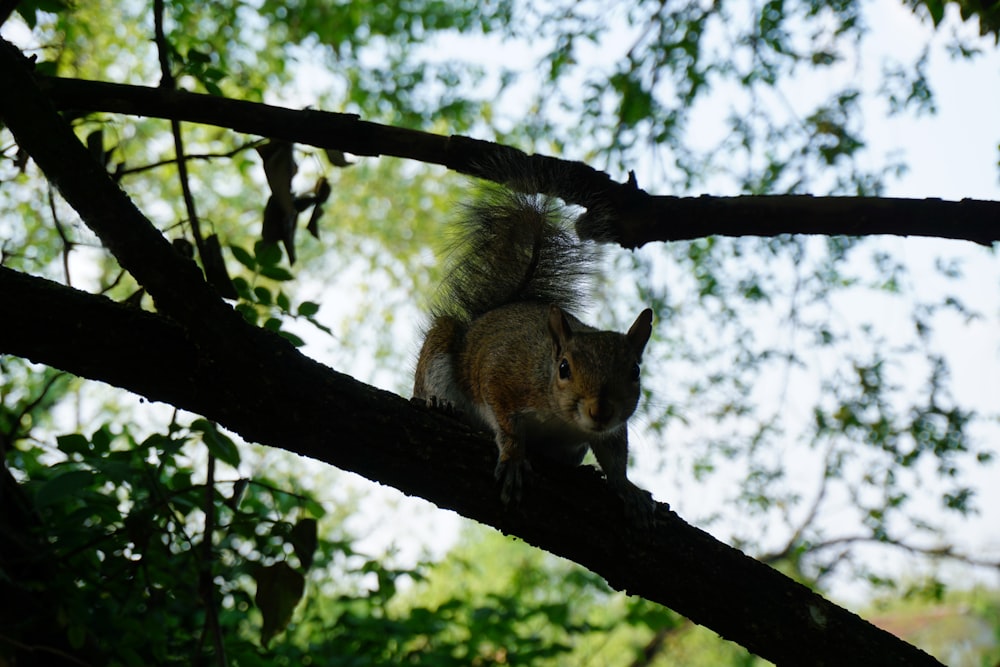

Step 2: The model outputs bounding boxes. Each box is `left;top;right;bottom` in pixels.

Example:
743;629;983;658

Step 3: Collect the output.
256;141;299;264
86;128;104;164
261;196;297;264
289;518;318;571
324;148;353;167
254;561;305;649
15;147;30;173
306;177;331;239
306;204;325;239
202;233;238;299
172;237;195;259
85;127;114;168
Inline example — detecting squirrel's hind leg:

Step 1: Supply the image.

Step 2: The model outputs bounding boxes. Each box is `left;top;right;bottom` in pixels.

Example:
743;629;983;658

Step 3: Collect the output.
495;455;531;506
484;409;530;506
413;316;469;416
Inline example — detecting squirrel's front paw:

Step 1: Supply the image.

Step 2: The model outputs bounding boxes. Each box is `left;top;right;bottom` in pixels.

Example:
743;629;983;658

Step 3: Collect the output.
495;458;531;506
614;482;656;531
411;395;463;418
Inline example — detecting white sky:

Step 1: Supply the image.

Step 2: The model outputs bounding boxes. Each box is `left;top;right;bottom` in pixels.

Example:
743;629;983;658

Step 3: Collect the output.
319;0;1000;604
3;0;998;610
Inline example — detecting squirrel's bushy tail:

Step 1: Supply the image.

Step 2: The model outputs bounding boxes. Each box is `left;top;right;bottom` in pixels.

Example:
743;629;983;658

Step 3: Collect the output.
434;184;595;322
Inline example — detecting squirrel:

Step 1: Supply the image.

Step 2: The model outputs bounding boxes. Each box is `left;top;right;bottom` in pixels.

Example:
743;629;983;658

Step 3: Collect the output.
413;181;655;521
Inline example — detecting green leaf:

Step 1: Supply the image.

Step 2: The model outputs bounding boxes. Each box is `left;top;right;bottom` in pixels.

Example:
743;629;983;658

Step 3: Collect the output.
231;276;251;300
191;419;241;467
254;286;273;304
91;425;112;453
925;0;945;25
66;623;86;650
203;67;227;82
35;469;95;508
92;456;133;485
276;291;291;311
259;265;294;281
307;318;332;336
56;433;91;455
202;80;224;97
230;245;257;270
278;330;305;347
304;498;327;518
254;240;283;268
235;302;259;325
186;48;212;64
297;301;320;317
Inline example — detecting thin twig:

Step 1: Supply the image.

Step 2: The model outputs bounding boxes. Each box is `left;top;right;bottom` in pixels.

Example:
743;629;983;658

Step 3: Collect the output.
170;120;209;260
0;371;66;448
153;0;207;262
118;139;266;178
626;619;692;667
0;633;92;667
153;0;174;90
761;441;835;565
37;76;1000;247
199;452;227;667
795;534;1000;570
47;185;73;285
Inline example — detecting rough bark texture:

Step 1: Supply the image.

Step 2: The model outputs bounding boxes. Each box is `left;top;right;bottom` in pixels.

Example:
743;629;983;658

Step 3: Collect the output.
0;37;947;666
0;267;943;667
39;76;1000;248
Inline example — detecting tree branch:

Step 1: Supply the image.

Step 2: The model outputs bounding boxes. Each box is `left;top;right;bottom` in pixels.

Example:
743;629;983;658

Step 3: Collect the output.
0;266;943;666
37;75;1000;248
0;37;946;664
0;38;225;328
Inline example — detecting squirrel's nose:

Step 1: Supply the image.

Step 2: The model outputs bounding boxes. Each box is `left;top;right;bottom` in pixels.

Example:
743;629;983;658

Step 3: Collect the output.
587;399;615;426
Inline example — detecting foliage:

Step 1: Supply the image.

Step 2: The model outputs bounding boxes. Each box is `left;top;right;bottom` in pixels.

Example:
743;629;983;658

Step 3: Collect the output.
5;404;629;664
906;0;1000;42
403;526;764;666
2;0;999;664
866;586;1000;666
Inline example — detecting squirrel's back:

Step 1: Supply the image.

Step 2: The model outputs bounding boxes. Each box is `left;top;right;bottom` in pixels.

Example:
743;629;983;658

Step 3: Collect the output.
431;186;595;323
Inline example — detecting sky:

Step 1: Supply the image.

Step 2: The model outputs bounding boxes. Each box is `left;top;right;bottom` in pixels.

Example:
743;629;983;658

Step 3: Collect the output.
3;0;999;608
267;0;1000;604
330;0;1000;603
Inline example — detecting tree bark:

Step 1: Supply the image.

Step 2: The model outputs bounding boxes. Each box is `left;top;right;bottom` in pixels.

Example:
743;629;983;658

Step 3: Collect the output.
38;76;1000;248
0;266;943;667
0;37;945;666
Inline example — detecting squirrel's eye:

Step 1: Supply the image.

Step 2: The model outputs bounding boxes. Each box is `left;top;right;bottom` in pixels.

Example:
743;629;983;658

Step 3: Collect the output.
558;358;571;380
630;363;641;382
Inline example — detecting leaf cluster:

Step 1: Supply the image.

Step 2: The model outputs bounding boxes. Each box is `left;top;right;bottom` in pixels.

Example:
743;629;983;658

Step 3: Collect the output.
1;0;998;664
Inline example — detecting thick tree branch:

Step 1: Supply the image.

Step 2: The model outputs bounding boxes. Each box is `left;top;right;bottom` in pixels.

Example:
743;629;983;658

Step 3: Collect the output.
0;37;944;664
37;75;1000;248
0;267;942;667
0;39;225;327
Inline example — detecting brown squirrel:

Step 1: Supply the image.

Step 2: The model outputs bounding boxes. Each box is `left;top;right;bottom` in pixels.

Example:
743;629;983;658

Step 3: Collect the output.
413;184;654;520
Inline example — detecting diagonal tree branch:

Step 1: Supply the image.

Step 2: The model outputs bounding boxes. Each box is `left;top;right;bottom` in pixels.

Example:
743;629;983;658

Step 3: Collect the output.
0;38;242;333
0;266;943;666
0;36;945;664
36;75;1000;248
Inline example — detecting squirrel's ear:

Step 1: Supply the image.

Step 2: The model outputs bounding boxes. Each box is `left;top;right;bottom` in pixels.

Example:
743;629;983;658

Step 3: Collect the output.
626;308;653;356
547;305;573;356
